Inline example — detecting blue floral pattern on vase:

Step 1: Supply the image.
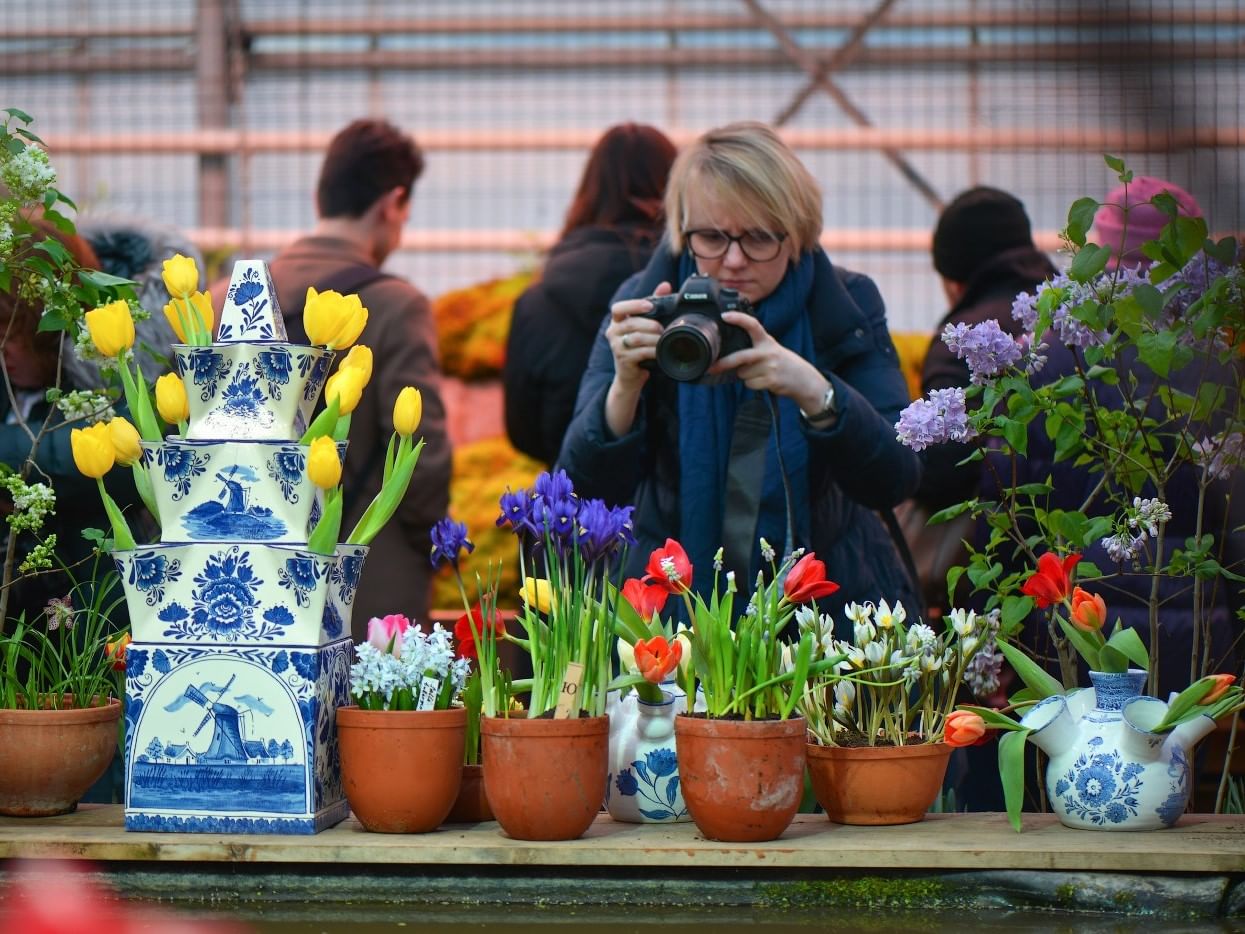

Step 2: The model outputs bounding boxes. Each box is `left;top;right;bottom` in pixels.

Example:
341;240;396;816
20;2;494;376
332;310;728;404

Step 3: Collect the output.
266;449;306;504
330;551;365;604
220;363;268;420
1155;745;1190;827
614;747;686;821
298;353;331;403
278;555;323;608
185;349;232;401
255;349;292;400
124;551;183;606
156;445;209;500
221;267;272;340
191;546;263;637
1052;736;1144;826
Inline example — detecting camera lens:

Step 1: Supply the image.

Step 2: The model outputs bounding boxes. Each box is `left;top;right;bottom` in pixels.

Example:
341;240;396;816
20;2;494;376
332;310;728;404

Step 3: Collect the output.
656;314;721;382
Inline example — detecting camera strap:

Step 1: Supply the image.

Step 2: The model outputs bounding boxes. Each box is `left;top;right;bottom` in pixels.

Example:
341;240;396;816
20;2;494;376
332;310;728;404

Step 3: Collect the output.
721;395;796;580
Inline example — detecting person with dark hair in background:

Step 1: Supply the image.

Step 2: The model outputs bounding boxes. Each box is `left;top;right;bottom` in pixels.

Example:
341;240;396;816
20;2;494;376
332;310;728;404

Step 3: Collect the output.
211;118;451;636
504;123;678;465
558;122;920;616
0;220;144;624
916;186;1056;516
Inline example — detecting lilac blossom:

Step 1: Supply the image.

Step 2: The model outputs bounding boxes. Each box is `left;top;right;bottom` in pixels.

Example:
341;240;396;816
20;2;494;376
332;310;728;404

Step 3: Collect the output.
1010;289;1041;332
941;319;1023;384
1101;530;1148;564
963;644;1004;699
1129;497;1173;538
1193;431;1245;481
895;387;977;452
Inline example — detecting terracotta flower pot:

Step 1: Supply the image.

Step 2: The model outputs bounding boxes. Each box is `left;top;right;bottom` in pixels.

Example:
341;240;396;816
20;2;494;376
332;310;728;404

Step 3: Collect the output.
0;697;122;817
480;714;608;840
806;740;952;825
445;763;493;823
673;714;806;842
337;705;466;833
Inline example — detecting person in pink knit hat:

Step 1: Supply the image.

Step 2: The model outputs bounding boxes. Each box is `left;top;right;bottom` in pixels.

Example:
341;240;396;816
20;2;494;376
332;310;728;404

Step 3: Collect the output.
1092;175;1203;269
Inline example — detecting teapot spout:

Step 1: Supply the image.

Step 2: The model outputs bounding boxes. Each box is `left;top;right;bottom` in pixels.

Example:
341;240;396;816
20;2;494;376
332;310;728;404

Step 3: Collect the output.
1019;694;1076;758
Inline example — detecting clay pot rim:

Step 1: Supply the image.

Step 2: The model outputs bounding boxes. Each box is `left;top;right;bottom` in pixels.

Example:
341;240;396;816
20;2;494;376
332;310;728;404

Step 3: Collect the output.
337;705;467;729
805;739;951;761
480;713;608;738
0;696;122;724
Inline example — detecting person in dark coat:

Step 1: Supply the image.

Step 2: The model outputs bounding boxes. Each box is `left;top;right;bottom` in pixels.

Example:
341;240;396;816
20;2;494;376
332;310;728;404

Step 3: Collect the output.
504;123;677;465
557;122;921;616
917;187;1056;513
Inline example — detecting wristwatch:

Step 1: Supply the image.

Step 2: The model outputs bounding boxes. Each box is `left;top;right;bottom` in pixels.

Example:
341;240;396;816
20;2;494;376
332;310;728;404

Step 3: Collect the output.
800;380;838;426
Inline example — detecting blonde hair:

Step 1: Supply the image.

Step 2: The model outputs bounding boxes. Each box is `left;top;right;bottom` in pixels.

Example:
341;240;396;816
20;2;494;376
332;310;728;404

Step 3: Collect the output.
664;121;823;254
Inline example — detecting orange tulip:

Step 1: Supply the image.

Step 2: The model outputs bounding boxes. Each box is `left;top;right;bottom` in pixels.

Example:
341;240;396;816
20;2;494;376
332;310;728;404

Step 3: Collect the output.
105;632;132;672
943;710;987;748
1069;587;1107;632
1200;674;1235;705
633;635;682;684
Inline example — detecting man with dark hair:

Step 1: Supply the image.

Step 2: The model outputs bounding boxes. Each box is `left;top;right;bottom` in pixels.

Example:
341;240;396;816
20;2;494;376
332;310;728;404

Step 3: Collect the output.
215;118;451;636
918;186;1056;511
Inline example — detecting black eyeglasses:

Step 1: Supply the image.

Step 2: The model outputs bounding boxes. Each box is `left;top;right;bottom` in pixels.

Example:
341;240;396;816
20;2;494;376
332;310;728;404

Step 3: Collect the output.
683;228;788;262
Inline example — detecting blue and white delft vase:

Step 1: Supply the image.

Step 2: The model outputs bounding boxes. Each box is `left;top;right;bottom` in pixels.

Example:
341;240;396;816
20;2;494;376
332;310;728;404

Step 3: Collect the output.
1021;669;1216;831
606;682;704;823
120;260;364;835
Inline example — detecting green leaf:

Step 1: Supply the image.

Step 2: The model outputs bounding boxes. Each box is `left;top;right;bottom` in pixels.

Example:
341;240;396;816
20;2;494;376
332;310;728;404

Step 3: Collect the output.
1000;729;1031;833
1055;614;1103;671
1001;417;1028;456
1103;625;1149;670
1205;236;1238;266
1069;243;1111;282
1097;644;1127;674
79;269;137;289
959;705;1026;731
1159;679;1215;727
1000;594;1035;633
1136;331;1178;378
928;500;975;525
1103;153;1127;175
1012;483;1053;497
1065;197;1099;247
996;639;1064;699
36;311;69;334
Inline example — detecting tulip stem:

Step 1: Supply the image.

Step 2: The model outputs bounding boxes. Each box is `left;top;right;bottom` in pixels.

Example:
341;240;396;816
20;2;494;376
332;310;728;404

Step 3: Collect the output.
97;478;136;550
307;487;342;556
130;463;160;528
117;359;161;443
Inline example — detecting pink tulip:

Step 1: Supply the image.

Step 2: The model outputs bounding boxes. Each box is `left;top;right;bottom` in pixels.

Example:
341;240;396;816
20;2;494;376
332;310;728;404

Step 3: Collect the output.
366;613;411;657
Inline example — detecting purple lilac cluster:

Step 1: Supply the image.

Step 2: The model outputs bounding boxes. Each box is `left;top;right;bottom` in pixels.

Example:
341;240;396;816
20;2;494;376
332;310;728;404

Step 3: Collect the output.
961;609;1002;699
1011;267;1151;350
1193;431;1245;481
941;319;1023;384
1167;248;1243;319
496;469;636;567
895;387;976;452
1099;496;1173;565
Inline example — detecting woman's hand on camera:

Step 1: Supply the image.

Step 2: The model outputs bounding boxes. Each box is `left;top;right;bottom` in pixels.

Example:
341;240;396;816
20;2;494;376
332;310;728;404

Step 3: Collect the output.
604;281;670;436
711;311;832;413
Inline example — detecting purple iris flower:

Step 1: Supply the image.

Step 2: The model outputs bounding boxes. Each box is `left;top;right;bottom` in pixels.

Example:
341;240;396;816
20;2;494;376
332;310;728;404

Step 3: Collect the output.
497;487;537;537
430;517;474;568
576;499;636;566
534;469;575;504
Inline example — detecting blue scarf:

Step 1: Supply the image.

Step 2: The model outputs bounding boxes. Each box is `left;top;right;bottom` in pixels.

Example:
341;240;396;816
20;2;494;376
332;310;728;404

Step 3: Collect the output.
676;250;815;592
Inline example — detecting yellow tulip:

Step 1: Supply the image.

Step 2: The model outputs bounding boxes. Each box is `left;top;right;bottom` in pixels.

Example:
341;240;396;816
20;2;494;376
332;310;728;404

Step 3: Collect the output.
520;577;553;614
84;300;136;357
163;290;215;343
323;365;366;416
71;423;116;479
155;372;190;424
339;344;373;385
162;253;199;298
392;387;422;437
307;436;342;490
106;417;143;466
303;287;369;350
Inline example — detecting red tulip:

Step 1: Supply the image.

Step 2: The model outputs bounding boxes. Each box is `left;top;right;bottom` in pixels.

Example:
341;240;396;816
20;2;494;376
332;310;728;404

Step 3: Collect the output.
104;632;131;672
621;577;669;620
633;635;682;684
643;538;693;594
366;613;411;656
453;605;505;660
1069;587;1107;632
1020;551;1082;608
943;710;987;747
1200;674;1236;705
783;552;841;604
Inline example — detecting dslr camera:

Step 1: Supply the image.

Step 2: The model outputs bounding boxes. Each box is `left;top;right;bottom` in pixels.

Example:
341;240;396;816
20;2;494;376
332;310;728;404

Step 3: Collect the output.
639;274;753;383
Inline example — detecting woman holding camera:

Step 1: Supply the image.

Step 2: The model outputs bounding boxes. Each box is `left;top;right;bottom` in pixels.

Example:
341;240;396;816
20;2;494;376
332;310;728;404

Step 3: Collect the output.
558;121;921;613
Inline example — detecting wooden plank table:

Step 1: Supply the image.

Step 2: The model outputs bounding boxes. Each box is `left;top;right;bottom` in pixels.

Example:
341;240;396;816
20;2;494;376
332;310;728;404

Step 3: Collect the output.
2;807;1243;921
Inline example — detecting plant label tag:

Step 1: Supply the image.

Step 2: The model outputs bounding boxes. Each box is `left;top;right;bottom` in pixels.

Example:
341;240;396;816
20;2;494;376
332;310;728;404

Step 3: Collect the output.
553;662;585;719
416;676;440;711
